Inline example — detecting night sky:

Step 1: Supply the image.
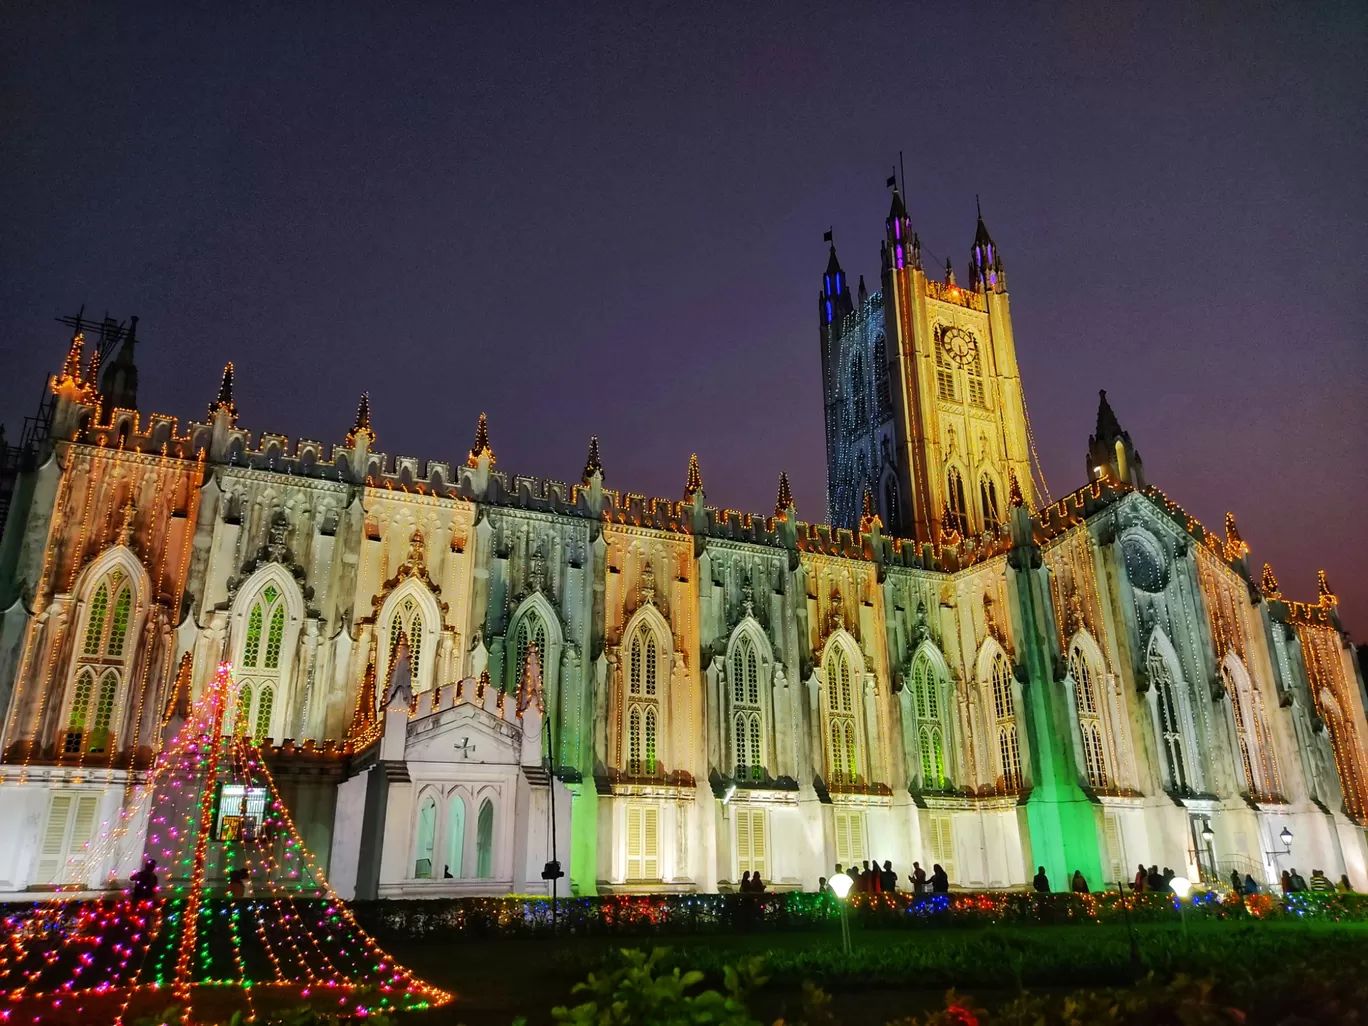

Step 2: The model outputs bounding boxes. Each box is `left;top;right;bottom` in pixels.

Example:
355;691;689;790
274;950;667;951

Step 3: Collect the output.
2;3;1364;632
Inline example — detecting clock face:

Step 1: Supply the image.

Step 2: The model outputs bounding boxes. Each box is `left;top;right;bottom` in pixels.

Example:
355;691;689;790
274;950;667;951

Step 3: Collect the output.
941;328;978;367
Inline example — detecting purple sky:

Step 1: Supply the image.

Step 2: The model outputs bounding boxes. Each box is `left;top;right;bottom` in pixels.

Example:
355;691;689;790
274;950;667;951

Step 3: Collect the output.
2;3;1365;634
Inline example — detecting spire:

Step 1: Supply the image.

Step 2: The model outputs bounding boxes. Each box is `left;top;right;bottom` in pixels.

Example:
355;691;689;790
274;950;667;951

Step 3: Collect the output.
58;331;85;387
1318;569;1337;607
684;452;702;500
467;412;495;468
819;238;854;327
1260;563;1281;599
968;199;1005;291
860;487;882;533
857;274;867;303
84;342;103;393
1223;512;1248;560
347;660;379;745
581;435;603;485
100;315;139;411
346;392;374;448
208;363;237;422
774;471;795;519
1086;389;1144;488
884;177;914;272
944;257;956;287
1008;469;1026;508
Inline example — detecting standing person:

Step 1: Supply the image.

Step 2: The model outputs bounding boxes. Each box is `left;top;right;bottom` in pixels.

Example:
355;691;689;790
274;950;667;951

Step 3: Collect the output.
1243;874;1260;895
912;862;927;896
1071;870;1089;894
740;871;752;893
1309;870;1333;892
881;860;898;893
818;876;829;894
1280;870;1292;895
930;864;949;894
1289;868;1308;892
1339;874;1354;893
752;874;767;894
1033;866;1050;892
1147;865;1164;891
1133;864;1147;893
130;859;158;902
1161;867;1175;891
1229;869;1243;895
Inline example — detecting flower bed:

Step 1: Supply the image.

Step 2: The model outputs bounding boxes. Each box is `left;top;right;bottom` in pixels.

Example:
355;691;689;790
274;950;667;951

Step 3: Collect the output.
348;889;1368;939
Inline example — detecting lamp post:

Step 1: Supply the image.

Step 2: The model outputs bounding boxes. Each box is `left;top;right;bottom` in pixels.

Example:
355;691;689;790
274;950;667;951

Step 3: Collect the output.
1200;822;1215;884
829;870;853;955
1170;875;1191;934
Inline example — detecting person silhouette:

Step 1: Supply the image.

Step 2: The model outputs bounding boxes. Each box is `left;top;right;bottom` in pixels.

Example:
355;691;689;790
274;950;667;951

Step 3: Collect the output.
1033;866;1050;892
130;859;158;902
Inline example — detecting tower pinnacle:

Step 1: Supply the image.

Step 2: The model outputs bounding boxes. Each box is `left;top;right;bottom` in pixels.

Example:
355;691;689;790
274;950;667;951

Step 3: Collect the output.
969;202;1005;291
774;471;795;519
1086;390;1144;488
467;412;495;468
209;363;237;422
581;436;603;485
684;452;702;500
346;393;374;448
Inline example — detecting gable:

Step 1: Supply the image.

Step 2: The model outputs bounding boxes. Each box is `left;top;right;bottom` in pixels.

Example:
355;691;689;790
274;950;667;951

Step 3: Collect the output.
404;702;524;765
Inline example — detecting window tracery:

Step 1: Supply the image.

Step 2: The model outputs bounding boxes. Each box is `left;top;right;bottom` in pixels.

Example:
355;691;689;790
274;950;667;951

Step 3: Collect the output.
823;641;862;785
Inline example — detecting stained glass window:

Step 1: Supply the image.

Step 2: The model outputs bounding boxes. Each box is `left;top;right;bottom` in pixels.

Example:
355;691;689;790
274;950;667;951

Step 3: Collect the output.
83;585;109;656
243;604;263;668
106;587;131;657
89;672;118;753
254;685;274;740
264;606;285;669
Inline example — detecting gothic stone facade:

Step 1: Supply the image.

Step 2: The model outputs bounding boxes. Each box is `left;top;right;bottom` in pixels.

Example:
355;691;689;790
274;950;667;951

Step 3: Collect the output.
1;199;1365;899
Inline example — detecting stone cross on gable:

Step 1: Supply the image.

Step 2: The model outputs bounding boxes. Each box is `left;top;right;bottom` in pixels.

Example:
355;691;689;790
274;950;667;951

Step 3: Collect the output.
454;736;476;760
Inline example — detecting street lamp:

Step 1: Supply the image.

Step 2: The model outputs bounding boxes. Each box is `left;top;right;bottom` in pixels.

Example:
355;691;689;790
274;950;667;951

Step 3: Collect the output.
1201;823;1214;845
1279;827;1293;851
1170;875;1192;934
829;870;853;955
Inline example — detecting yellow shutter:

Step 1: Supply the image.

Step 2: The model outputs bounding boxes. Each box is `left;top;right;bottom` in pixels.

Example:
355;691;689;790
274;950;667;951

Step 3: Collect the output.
735;808;752;876
848;811;866;864
834;810;851;865
1103;814;1124;886
65;795;99;884
751;811;767;879
626;806;643;880
935;814;955;881
35;794;74;884
642;807;660;880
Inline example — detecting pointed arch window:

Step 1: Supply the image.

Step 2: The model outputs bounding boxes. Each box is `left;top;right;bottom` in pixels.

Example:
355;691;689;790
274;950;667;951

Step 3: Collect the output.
980;476;1001;532
1069;641;1110;789
413;794;436;879
910;650;947;788
1223;659;1280;798
625;622;664;777
946;467;968;536
68;569;135;756
236;581;290;742
446;794;466;878
1149;647;1190;794
874;335;893;420
475;799;494;879
988;652;1022;791
511;610;548;692
823;643;862;785
388;596;425;684
730;632;765;780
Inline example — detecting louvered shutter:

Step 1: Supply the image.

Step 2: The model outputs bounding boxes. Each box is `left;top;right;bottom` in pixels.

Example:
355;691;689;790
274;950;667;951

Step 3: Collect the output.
750;811;766;879
642;807;660;880
934;815;955;881
65;795;99;884
840;810;866;864
626;806;643;880
736;809;752;876
835;810;851;864
35;794;74;884
1103;814;1124;886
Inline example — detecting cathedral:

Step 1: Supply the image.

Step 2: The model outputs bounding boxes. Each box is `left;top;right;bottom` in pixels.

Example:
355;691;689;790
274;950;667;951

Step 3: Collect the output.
0;185;1364;901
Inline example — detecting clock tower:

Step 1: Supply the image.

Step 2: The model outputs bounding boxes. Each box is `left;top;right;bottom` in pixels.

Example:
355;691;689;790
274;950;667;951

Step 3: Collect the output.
821;187;1037;545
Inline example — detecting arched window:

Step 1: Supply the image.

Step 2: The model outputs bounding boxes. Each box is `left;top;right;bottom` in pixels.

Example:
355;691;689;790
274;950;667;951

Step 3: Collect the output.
910;649;947;788
874;335;893;420
237;581;290;741
413;795;436;879
823;642;862;785
511;611;548;692
625;621;663;777
1069;641;1110;789
965;350;986;408
946;467;968;536
1223;658;1280;798
988;652;1022;790
388;596;425;683
446;794;466;878
1149;646;1189;794
476;799;494;879
980;476;1001;532
64;669;96;754
730;633;765;780
69;568;136;756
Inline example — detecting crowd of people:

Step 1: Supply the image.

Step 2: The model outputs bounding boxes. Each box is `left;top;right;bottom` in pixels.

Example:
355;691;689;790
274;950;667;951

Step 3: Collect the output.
815;859;950;896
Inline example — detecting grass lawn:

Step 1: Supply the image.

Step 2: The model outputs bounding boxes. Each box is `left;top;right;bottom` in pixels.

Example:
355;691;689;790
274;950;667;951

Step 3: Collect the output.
387;919;1368;1025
